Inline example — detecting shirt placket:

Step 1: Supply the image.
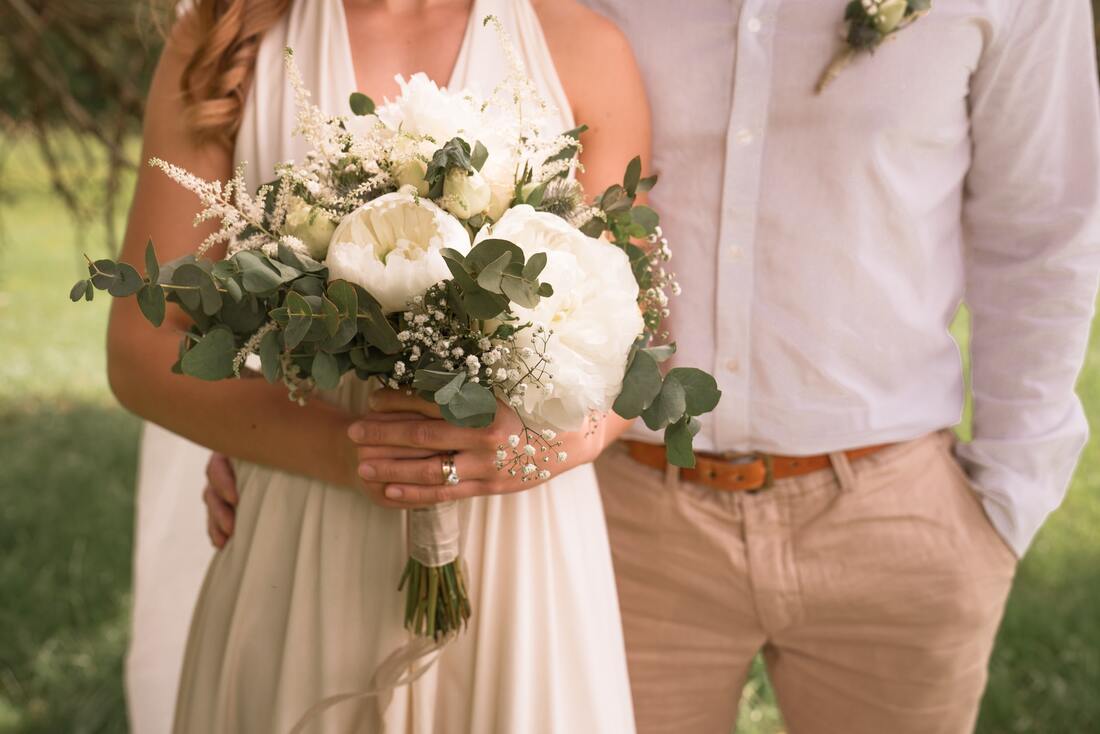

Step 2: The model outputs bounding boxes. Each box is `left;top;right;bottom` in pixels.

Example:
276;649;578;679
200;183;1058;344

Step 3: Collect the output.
713;0;780;451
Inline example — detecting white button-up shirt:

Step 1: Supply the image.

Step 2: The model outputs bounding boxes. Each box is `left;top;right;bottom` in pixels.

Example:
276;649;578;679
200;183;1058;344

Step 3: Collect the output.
583;0;1100;555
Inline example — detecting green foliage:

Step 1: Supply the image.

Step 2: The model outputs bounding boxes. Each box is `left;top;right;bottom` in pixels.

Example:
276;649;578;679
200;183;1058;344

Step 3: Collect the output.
348;92;375;116
425;137;477;198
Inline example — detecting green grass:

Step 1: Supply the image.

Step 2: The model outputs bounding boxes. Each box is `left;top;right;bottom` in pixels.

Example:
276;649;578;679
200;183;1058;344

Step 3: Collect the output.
1;137;1098;733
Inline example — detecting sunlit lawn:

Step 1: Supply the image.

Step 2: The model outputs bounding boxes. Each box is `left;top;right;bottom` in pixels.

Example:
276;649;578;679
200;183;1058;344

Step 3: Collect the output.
1;139;1097;733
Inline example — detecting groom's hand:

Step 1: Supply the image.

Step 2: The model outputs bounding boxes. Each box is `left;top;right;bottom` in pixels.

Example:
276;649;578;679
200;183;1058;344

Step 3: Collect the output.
203;453;238;548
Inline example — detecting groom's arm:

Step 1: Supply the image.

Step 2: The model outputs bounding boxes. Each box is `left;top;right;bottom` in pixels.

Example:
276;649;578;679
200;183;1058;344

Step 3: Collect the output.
958;0;1100;557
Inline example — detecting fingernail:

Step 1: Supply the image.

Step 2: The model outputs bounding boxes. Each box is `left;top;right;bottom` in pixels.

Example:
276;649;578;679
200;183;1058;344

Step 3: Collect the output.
358;463;375;480
348;423;365;442
385;486;403;499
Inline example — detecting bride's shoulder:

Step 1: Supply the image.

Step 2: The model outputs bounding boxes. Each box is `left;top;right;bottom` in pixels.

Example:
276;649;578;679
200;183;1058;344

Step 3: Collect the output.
533;0;633;58
532;0;647;120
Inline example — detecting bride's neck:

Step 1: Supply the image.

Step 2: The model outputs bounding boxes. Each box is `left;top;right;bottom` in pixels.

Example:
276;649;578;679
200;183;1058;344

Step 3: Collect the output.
348;0;470;14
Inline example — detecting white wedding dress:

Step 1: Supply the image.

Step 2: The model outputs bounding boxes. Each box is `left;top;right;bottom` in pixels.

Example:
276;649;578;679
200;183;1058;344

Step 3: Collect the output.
131;2;635;732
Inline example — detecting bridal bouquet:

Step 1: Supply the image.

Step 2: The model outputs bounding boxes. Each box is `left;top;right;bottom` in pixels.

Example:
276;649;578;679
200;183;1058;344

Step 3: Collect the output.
73;18;719;641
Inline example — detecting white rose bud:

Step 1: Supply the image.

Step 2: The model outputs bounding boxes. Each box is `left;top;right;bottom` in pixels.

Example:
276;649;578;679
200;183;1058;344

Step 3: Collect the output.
284;195;336;260
487;177;515;221
442;168;491;220
394;158;430;197
872;0;908;33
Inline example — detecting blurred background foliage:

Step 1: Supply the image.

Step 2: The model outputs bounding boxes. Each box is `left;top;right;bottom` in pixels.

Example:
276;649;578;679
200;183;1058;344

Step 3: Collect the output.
1;2;1099;733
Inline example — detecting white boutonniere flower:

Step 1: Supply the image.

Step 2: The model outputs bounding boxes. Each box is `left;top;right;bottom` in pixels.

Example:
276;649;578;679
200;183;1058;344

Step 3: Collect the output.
816;0;932;93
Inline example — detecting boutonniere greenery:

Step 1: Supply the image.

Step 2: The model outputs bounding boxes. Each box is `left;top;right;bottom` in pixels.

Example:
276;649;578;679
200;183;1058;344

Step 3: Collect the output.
815;0;932;93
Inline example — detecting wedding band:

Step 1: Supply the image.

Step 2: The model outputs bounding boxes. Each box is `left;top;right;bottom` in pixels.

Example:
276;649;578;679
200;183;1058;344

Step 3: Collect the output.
441;455;460;486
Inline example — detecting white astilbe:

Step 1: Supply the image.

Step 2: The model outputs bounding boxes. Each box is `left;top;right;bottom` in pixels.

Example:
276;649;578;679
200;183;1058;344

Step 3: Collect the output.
284;48;333;151
479;16;579;187
232;320;278;377
149;158;273;257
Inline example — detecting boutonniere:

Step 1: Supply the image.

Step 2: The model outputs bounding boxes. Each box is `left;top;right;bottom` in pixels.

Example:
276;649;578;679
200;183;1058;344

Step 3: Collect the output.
815;0;932;93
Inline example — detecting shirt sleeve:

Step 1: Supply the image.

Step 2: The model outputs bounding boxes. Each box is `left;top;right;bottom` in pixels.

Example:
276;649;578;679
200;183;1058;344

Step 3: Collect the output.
957;0;1100;557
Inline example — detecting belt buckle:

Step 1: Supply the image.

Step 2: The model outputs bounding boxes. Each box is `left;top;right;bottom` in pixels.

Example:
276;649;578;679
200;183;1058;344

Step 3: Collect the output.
719;451;775;491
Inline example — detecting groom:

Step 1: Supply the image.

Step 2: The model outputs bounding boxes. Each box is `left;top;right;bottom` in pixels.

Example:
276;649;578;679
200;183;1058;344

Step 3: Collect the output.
205;1;1100;731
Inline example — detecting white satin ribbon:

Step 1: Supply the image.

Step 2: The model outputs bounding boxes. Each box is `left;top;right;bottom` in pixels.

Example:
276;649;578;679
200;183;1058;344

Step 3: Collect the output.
409;501;460;567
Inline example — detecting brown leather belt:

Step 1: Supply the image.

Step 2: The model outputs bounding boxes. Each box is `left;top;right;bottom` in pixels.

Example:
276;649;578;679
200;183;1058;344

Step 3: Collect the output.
625;440;893;493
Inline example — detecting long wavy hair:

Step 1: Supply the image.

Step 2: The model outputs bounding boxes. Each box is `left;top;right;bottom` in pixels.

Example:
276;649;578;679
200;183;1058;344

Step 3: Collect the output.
174;0;293;146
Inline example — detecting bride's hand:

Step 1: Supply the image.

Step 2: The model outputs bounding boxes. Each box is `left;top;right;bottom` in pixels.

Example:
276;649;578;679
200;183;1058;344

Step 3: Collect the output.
347;389;609;508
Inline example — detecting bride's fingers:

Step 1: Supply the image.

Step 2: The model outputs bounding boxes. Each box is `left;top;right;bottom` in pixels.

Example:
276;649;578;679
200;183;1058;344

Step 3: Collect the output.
347;419;501;452
379;479;498;507
355;446;440;461
359;452;494;485
368;389;444;418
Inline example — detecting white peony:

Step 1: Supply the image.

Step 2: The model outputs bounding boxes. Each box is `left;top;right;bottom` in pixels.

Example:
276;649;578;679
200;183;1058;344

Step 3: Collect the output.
478;205;643;432
376;73;483;147
326;186;471;313
283;195;336;259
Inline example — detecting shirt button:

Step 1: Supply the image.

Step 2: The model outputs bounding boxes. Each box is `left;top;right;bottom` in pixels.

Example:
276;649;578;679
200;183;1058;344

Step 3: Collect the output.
728;245;743;260
725;358;741;373
736;128;754;145
747;18;763;33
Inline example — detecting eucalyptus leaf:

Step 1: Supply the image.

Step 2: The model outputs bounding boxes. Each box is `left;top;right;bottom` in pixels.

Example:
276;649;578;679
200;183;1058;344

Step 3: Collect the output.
180;327;236;381
665;416;701;469
463;289;509;320
413;369;462;392
522;252;547;280
640;376;687;431
311;351;341;391
259;329;282;383
631;205;659;234
445;381;497;420
136;284;166;327
500;276;539;309
69;279;89;302
471;140;489;171
90;259;117;290
236;251;284;293
349;92;376;115
284;291;312;350
172;263;209;311
466;238;523;273
144;240;160;283
433;372;467;405
623;156;641;195
476;252;512;294
358;300;402;354
636;174;658;193
612;349;662;419
667;367;721;416
327;280;358;318
642;343;677;363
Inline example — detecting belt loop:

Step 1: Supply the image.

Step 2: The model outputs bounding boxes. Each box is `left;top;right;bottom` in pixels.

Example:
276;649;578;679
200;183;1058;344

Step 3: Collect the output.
829;451;858;493
663;460;680;489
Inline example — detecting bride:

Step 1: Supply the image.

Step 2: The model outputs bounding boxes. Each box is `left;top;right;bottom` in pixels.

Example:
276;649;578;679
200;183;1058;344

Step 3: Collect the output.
110;0;649;731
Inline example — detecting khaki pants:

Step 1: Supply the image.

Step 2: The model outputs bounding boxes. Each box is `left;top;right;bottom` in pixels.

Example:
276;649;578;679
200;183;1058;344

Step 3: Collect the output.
594;431;1017;734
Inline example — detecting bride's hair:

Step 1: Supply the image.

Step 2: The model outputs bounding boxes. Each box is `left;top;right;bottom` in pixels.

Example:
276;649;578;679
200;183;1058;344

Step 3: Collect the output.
173;0;292;146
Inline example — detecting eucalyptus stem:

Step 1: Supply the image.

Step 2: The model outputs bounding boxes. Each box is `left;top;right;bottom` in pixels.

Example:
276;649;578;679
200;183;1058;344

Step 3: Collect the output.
398;557;471;640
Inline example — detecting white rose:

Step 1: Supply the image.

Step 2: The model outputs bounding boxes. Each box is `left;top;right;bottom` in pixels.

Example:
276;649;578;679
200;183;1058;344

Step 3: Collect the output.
284;195;336;259
326;186;471;313
394;158;430;196
443;168;492;220
477;205;643;431
486;178;514;221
